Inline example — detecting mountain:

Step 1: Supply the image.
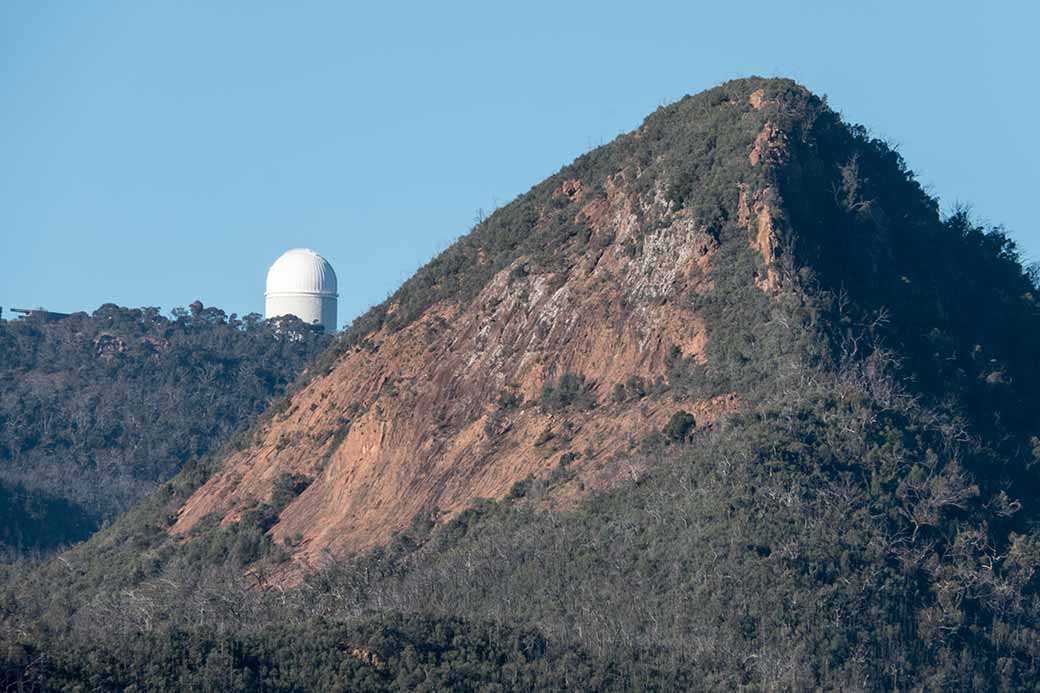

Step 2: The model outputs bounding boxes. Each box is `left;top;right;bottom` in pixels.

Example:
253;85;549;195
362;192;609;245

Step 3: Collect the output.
0;303;329;557
3;77;1039;690
168;77;1040;574
164;79;789;566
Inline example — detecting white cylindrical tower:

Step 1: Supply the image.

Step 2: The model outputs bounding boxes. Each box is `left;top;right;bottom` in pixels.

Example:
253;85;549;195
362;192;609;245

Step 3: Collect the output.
264;248;338;332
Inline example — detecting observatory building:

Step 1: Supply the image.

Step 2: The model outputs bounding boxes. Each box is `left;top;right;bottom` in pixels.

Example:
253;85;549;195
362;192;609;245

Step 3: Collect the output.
264;248;338;332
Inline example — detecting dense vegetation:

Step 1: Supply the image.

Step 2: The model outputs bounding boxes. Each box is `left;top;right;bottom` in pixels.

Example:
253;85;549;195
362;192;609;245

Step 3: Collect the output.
0;302;328;557
2;614;644;691
2;78;1039;689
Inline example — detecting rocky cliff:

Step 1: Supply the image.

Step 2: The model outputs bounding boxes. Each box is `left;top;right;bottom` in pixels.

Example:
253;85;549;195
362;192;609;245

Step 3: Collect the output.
169;77;1040;580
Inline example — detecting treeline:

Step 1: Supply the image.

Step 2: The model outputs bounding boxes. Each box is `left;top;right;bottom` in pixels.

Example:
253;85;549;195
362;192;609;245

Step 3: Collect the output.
0;302;329;557
2;614;652;691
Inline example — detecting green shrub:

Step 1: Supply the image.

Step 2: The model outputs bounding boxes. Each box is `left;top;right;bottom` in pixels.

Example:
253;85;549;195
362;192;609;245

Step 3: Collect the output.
625;375;647;399
270;473;313;512
663;410;695;442
540;373;596;411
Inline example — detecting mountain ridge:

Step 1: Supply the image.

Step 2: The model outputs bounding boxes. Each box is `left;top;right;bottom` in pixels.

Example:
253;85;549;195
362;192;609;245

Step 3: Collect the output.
5;76;1040;690
166;77;794;569
165;76;1040;578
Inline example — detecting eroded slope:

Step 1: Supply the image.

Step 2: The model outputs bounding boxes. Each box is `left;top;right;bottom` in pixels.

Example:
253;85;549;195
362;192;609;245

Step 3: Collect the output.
172;172;741;563
169;79;799;568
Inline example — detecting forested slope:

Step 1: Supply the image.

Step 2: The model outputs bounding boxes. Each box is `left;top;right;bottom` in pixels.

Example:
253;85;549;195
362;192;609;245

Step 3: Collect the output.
0;302;328;557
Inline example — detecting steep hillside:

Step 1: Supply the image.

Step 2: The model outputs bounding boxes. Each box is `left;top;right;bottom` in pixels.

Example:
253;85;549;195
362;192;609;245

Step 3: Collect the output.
166;80;777;567
4;77;1040;690
168;78;1039;576
0;303;328;557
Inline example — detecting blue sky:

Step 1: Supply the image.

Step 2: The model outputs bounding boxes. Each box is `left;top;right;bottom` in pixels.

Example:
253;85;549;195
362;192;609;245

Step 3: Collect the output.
1;1;1035;328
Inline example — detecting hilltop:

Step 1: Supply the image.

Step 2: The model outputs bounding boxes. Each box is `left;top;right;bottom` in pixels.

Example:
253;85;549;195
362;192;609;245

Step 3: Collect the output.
3;78;1040;690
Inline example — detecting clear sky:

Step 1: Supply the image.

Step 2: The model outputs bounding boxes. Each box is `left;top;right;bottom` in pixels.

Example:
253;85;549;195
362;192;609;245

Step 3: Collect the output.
2;1;1035;328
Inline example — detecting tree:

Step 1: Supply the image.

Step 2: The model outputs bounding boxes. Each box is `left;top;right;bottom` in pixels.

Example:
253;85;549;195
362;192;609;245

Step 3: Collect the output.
663;410;695;442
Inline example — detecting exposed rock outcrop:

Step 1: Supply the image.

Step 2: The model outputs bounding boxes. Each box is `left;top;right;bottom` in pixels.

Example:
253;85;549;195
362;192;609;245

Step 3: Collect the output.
169;78;814;576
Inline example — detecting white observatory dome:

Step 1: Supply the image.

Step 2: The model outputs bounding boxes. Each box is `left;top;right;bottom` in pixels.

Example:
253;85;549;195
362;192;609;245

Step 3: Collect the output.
264;248;338;332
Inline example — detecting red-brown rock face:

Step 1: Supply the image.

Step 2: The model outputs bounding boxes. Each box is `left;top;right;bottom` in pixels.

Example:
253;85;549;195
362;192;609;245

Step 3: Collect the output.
169;83;795;578
170;172;746;573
